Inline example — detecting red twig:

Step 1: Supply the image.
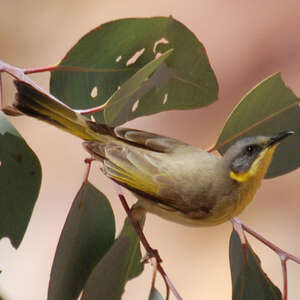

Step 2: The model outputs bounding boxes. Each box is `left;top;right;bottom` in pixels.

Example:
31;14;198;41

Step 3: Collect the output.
207;145;215;153
118;192;182;300
232;218;300;300
240;221;300;265
83;158;94;184
0;61;61;104
0;73;3;110
280;255;288;300
0;61;109;117
24;65;58;74
76;104;107;115
0;60;30;82
151;259;158;289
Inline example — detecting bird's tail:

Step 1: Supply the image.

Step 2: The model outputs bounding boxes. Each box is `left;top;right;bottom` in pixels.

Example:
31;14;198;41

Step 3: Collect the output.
13;80;111;141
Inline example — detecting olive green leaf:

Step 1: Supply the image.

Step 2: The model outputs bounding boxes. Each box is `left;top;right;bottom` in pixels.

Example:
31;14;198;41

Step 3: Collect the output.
50;16;218;125
0;112;41;248
230;229;282;300
81;217;144;300
214;73;300;178
103;49;173;125
48;182;115;300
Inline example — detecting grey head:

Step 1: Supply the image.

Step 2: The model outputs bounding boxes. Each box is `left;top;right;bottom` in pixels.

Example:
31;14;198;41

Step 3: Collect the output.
223;130;295;174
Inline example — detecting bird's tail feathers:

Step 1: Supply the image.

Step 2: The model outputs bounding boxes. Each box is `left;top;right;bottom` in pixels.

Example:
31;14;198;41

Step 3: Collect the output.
13;80;106;141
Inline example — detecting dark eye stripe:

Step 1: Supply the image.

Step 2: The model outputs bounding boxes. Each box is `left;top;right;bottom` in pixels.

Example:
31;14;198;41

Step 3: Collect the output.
245;144;263;156
247;145;254;153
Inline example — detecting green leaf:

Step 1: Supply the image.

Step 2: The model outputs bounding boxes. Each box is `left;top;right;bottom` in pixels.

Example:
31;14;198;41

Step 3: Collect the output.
214;73;300;178
0;112;41;248
48;182;115;300
81;217;145;300
149;287;164;300
230;229;282;300
50;16;218;125
103;49;173;125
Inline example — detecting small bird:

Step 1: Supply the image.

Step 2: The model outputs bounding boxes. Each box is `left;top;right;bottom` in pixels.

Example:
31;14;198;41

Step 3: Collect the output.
13;80;294;226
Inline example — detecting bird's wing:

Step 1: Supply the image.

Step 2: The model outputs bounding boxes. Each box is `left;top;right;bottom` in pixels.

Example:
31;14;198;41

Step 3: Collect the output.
84;137;212;217
113;127;188;153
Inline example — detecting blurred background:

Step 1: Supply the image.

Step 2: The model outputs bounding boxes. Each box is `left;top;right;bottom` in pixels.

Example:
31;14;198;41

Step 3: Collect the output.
0;0;300;299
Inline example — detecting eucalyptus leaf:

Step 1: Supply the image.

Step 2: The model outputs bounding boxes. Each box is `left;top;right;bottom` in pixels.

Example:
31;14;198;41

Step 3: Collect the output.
230;229;282;300
0;112;41;248
50;16;218;125
48;182;115;300
81;217;144;300
214;73;300;178
103;49;173;125
149;287;164;300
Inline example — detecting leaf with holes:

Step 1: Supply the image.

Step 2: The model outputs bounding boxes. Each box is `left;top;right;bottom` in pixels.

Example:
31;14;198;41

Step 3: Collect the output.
0;112;41;248
103;49;173;125
50;16;218;125
48;182;115;300
230;229;282;300
213;73;300;178
80;217;144;300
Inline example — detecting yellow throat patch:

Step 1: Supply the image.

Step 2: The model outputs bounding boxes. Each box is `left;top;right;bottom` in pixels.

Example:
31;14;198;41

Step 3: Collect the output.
230;146;278;183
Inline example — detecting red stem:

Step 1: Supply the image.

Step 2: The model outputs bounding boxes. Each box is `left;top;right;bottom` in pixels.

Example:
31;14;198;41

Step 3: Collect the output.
83;158;94;184
118;193;182;300
240;222;300;265
232;218;300;300
76;104;107;115
0;73;3;110
23;65;58;74
280;256;288;300
207;145;215;153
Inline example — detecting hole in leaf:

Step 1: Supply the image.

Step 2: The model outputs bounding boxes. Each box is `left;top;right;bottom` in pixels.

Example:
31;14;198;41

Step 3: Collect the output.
126;48;145;66
153;37;169;53
163;93;168;104
115;55;122;63
117;86;121;90
90;86;98;98
132;100;139;112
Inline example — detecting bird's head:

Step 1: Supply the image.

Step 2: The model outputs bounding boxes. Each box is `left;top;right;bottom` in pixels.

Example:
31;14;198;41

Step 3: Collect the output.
223;130;295;183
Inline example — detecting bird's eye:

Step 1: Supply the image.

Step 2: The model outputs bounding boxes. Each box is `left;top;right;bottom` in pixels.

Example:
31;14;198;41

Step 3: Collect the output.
247;145;254;153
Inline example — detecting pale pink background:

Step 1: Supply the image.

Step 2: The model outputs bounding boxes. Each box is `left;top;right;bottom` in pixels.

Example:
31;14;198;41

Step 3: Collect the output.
0;1;300;299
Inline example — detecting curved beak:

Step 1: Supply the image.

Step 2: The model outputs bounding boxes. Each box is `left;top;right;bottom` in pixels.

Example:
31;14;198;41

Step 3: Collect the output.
267;130;295;148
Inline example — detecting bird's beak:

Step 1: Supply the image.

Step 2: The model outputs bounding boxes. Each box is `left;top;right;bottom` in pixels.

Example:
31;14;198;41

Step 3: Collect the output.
267;130;295;148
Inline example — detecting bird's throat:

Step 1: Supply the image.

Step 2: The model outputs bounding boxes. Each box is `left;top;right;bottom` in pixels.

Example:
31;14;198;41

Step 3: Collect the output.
229;146;278;183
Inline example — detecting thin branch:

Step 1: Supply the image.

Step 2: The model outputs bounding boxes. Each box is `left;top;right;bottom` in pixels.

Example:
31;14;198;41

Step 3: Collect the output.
0;60;30;82
24;65;58;74
118;192;182;300
83;158;94;184
0;73;3;110
231;218;246;244
280;255;288;300
240;221;300;265
0;60;110;117
118;193;162;262
232;218;300;300
76;104;107;115
151;259;158;290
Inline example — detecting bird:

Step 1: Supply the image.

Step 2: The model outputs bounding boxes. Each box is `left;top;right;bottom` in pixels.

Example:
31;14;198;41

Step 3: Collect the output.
12;80;294;226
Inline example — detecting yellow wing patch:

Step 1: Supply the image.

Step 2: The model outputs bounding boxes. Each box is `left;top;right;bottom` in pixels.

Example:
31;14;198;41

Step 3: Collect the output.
103;159;159;197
